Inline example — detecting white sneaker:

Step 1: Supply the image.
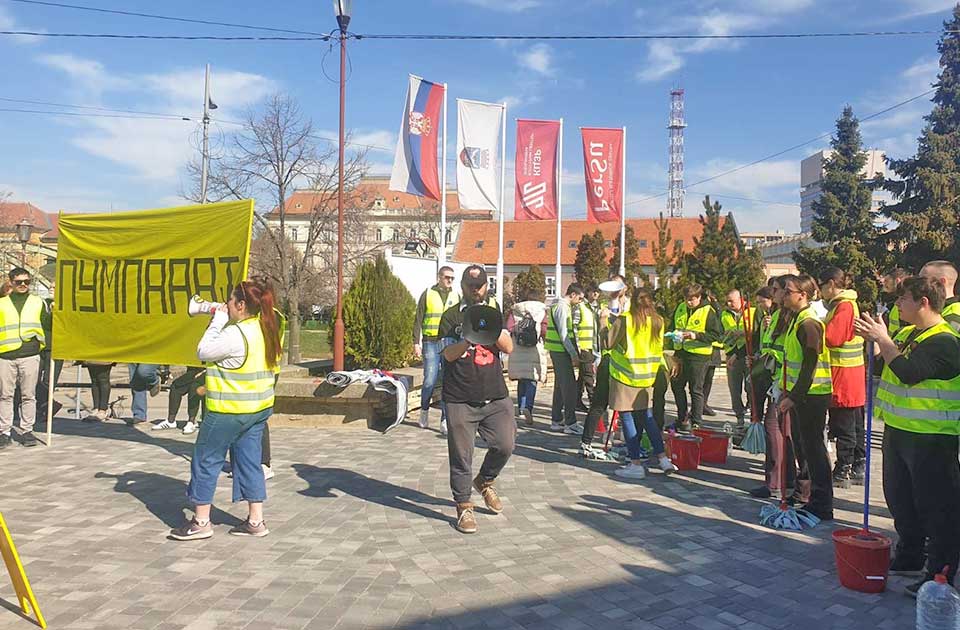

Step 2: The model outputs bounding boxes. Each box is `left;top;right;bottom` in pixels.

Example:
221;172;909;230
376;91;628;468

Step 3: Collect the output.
440;419;448;436
579;443;609;460
152;419;177;431
418;409;430;429
658;456;678;475
563;422;584;436
614;463;647;479
262;464;274;480
550;422;564;432
96;408;108;421
182;420;198;435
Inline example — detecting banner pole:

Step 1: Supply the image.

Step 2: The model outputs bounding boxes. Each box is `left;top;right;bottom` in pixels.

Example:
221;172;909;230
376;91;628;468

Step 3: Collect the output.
619;126;627;278
438;83;448;269
75;364;81;420
496;102;506;307
45;351;53;447
556;119;564;300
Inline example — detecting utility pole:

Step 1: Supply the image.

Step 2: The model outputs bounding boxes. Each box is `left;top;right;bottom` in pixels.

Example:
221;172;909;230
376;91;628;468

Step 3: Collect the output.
200;64;212;204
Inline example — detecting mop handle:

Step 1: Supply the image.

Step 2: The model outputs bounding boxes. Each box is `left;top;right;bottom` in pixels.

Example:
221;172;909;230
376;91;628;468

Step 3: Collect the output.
862;305;878;533
779;351;790;508
741;300;760;424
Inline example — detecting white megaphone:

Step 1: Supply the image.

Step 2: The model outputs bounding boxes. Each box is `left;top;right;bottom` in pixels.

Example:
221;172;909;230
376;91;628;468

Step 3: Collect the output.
188;295;223;316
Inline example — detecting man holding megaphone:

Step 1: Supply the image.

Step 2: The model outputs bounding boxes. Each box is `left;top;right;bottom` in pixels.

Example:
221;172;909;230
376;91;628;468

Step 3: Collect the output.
438;265;515;535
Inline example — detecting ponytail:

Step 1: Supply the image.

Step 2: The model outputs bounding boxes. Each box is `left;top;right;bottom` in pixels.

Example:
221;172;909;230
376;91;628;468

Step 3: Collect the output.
232;277;282;370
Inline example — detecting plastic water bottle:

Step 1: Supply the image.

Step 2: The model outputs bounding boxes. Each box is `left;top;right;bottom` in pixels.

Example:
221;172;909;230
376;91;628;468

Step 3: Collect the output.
916;570;960;629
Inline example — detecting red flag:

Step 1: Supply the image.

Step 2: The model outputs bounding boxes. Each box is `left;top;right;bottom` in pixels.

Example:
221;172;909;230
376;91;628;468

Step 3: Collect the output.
514;119;560;221
581;127;623;223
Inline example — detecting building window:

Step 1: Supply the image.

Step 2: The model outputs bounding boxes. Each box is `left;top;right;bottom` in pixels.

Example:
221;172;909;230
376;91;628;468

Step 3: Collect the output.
487;276;497;294
506;240;515;248
295;203;302;209
476;240;484;248
428;229;436;242
639;239;647;248
546;276;557;298
290;227;299;241
373;197;385;209
375;228;383;242
537;240;546;248
410;228;416;238
604;240;612;247
446;229;453;243
569;240;577;248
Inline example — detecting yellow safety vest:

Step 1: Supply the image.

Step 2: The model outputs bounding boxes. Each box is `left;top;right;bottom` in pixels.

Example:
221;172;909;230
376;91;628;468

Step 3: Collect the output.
784;306;833;395
720;306;756;354
608;310;664;388
876;322;960;435
545;301;574;354
206;318;276;414
576;303;596;352
677;303;713;356
422;287;460;338
824;291;865;368
943;300;960;332
0;295;46;354
887;304;902;338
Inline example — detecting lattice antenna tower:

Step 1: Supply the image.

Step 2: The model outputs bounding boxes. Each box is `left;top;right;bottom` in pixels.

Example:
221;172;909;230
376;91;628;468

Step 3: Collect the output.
667;88;687;218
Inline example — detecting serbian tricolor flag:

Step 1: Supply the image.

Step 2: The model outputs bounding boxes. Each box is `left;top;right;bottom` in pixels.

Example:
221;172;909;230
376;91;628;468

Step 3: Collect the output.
581;127;624;223
389;75;444;200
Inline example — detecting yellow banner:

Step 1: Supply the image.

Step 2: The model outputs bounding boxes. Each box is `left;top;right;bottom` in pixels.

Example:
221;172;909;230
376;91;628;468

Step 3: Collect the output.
52;200;253;366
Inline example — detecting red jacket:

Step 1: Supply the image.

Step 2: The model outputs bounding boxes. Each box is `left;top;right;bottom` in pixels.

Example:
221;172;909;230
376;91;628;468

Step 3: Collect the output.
824;297;866;408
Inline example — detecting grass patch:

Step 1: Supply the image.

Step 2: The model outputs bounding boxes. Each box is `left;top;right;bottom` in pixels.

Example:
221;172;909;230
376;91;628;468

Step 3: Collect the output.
285;326;331;359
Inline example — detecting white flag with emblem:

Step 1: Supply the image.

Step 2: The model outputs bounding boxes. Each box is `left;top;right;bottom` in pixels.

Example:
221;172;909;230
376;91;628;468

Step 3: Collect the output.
456;99;503;211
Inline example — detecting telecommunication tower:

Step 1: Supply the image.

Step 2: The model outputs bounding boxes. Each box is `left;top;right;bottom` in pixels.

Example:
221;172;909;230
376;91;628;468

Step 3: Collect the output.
667;88;686;218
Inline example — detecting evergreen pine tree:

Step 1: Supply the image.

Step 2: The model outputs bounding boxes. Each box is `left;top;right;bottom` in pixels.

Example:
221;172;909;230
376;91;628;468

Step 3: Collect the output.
794;106;880;307
574;229;607;290
880;6;960;267
679;196;765;300
512;265;546;302
608;224;644;286
652;212;681;313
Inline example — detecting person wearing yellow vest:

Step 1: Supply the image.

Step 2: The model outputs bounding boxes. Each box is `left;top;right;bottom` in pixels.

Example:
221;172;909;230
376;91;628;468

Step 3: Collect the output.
854;275;960;595
777;274;834;522
545;283;586;434
721;288;755;425
609;287;678;479
574;285;600;412
171;278;283;541
669;284;722;430
0;267;50;449
818;268;866;489
881;267;909;337
920;260;960;333
413;266;460;434
701;291;724;417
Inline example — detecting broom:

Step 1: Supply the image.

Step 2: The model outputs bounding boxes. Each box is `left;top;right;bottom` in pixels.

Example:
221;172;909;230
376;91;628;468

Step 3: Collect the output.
740;300;765;454
760;362;820;530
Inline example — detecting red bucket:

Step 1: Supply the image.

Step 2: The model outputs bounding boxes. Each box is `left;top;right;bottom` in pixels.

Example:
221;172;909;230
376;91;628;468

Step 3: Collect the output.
692;429;729;465
668;435;701;471
832;528;892;593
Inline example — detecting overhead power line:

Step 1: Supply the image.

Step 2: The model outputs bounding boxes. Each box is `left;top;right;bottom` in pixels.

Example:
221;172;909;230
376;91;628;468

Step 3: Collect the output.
0;106;194;120
6;0;332;36
0;30;329;40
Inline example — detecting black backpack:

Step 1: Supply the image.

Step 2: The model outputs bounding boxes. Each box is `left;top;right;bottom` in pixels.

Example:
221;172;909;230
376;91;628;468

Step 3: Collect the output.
515;313;539;347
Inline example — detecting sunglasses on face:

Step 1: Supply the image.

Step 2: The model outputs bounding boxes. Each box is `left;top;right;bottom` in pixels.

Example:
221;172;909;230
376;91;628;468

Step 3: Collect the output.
13;279;30;286
441;276;454;281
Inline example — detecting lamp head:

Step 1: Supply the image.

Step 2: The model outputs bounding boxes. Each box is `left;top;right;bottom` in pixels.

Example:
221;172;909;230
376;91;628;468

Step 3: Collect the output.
333;0;352;31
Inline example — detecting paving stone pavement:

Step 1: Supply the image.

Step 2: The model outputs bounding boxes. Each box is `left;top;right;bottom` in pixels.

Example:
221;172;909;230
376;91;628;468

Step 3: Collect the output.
0;373;916;629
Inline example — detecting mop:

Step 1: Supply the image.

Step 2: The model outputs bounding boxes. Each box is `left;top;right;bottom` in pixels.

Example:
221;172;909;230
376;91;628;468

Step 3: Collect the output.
760;366;820;530
856;339;878;535
740;300;766;454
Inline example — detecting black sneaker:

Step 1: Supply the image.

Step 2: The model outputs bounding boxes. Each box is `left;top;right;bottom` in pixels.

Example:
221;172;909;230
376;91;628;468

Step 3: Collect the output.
800;504;833;521
889;553;926;575
749;486;772;498
832;464;852;489
702;406;717;417
20;431;39;447
905;575;934;598
0;434;10;449
850;460;866;486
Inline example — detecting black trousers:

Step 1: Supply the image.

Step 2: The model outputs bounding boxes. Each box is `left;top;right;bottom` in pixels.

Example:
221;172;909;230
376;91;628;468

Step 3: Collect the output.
829;406;865;468
582;355;610;445
883;426;960;581
791;394;832;513
671;353;709;423
86;364;112;411
577;355;596;407
653;364;668;430
702;348;721;409
549;351;579;426
446;398;516;504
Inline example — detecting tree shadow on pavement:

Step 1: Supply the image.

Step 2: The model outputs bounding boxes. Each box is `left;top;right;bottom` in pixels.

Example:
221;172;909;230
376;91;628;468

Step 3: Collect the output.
94;470;241;529
54;418;193;461
292;464;451;523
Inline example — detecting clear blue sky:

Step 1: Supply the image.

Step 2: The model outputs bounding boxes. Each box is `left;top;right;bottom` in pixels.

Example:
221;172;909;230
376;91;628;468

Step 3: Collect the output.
0;0;953;232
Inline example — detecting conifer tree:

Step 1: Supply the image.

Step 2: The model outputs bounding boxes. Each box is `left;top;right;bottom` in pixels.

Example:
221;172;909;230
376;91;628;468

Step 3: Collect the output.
652;212;681;313
794;106;880;307
512;265;546;302
608;224;644;286
574;229;607;290
880;6;960;267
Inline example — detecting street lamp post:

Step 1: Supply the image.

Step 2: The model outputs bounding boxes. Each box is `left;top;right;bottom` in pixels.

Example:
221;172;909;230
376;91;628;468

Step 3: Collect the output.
15;218;33;266
332;0;352;372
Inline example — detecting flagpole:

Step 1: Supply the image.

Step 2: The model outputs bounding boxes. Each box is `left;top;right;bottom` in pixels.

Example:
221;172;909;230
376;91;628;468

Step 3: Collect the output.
200;63;211;204
496;102;506;307
555;118;564;301
438;83;448;268
619;126;627;278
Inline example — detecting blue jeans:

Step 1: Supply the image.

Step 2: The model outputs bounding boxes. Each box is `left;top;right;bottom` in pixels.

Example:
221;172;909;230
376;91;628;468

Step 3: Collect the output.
517;379;537;412
421;339;447;421
187;407;271;505
620;409;665;460
127;363;159;420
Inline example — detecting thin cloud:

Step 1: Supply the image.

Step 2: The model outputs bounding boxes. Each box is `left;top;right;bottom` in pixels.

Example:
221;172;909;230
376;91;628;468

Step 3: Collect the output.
455;0;542;11
516;44;555;76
